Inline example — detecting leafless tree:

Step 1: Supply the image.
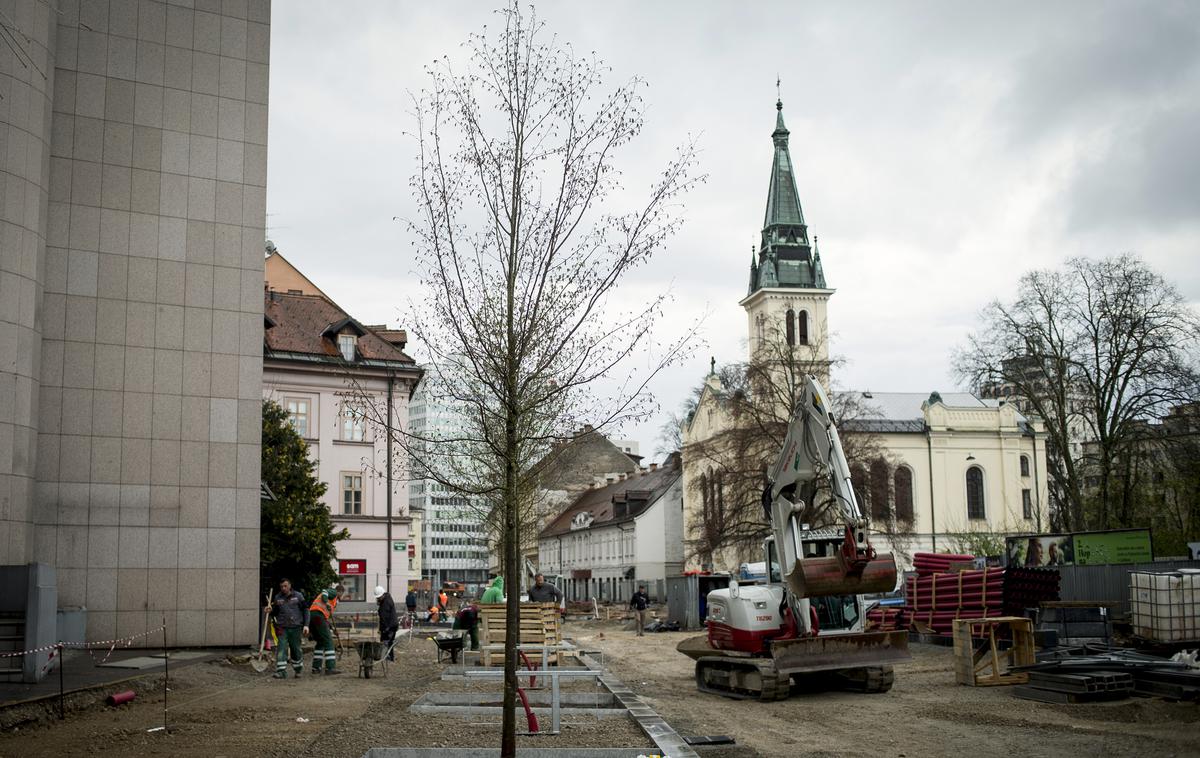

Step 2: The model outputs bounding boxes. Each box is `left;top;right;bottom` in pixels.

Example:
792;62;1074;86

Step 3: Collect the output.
955;255;1199;532
399;5;701;753
681;327;898;569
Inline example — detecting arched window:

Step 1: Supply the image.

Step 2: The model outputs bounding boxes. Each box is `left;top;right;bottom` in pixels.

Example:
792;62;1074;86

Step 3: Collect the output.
797;310;809;345
869;459;890;521
894;466;914;524
849;463;869;514
785;308;796;346
1020;455;1030;478
966;466;985;520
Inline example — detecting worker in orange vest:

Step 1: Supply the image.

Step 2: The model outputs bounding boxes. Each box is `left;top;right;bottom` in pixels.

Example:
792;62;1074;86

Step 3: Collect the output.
438;590;448;612
308;584;343;675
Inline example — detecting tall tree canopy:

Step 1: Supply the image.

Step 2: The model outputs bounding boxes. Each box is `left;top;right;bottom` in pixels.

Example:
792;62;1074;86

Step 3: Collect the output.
955;255;1199;533
403;5;700;753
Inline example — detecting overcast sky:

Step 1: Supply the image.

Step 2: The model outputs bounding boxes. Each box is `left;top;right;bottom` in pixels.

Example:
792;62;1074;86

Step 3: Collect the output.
265;1;1200;456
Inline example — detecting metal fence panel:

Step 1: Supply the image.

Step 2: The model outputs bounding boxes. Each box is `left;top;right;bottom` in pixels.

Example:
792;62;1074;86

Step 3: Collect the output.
1058;560;1200;615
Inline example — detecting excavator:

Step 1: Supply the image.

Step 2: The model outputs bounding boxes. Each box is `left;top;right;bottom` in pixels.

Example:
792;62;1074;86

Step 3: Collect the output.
677;375;910;700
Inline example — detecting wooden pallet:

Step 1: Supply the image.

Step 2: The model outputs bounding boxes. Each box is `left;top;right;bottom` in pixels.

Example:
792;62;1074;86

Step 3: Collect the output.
953;616;1035;686
477;603;561;666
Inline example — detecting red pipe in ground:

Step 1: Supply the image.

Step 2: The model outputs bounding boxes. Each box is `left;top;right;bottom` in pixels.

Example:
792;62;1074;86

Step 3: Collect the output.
515;687;539;733
107;690;136;706
518;650;537;688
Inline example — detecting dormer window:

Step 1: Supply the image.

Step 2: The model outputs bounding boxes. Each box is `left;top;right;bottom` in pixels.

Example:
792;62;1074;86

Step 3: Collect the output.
338;333;357;361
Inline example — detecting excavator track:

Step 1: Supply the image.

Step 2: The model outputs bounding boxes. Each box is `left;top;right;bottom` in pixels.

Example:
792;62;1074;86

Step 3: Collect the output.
695;656;792;702
830;665;895;693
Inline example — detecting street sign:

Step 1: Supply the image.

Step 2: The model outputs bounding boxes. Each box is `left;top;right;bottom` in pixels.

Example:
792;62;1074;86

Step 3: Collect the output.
393;541;407;552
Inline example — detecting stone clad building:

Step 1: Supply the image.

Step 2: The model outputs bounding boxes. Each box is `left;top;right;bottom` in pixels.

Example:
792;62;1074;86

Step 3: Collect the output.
681;100;1048;573
1;0;272;663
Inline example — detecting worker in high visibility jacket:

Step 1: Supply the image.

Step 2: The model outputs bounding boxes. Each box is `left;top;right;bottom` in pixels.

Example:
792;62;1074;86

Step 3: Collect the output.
308;584;343;675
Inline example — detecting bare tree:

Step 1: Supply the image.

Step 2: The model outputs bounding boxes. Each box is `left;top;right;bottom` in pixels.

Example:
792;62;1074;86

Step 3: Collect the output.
955;255;1199;532
681;327;896;569
401;6;701;753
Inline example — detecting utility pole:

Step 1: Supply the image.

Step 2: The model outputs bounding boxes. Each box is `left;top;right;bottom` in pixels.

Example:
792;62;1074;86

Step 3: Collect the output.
386;374;394;594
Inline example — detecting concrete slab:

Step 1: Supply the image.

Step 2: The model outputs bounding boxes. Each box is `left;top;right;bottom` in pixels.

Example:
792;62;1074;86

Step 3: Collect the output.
97;656;167;669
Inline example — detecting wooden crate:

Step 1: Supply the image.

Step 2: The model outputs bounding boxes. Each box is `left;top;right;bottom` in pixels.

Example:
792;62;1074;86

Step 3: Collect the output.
477;603;561;666
952;616;1035;686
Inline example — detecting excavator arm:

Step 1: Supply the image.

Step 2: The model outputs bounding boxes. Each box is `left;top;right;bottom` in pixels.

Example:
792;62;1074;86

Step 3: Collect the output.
766;375;897;599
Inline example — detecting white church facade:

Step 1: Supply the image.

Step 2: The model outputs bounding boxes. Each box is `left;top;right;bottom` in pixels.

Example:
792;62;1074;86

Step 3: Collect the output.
680;100;1048;572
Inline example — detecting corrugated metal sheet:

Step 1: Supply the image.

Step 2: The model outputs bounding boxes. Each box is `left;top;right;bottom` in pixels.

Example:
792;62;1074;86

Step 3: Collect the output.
1058;560;1200;615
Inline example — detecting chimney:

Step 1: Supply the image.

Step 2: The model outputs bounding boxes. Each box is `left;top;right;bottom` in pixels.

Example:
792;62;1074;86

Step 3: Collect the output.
650;462;658;471
606;476;615;485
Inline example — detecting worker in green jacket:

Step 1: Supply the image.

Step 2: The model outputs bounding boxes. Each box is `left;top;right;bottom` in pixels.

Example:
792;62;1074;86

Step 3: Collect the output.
480;576;504;604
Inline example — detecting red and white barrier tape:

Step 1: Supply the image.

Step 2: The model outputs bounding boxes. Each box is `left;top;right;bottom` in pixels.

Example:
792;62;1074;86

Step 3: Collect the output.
0;625;167;664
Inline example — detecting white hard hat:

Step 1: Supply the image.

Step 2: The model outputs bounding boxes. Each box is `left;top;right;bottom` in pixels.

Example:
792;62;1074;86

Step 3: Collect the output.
374;586;385;599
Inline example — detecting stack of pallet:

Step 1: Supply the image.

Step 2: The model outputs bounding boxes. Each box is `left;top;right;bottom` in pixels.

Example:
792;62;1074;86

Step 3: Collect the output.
1011;648;1200;703
477;603;561;667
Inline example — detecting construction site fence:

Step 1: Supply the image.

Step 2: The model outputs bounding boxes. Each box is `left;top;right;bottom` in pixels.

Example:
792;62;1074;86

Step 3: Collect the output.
1057;559;1200;616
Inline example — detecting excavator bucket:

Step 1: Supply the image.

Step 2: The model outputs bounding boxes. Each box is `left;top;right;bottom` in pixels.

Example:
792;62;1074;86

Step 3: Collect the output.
770;630;911;676
786;552;898;598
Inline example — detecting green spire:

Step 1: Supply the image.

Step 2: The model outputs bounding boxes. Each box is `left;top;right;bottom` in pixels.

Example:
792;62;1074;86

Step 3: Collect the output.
763;99;806;230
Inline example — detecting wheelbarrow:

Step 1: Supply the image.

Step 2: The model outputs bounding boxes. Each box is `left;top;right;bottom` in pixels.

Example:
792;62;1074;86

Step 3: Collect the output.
433;630;466;664
355;640;385;678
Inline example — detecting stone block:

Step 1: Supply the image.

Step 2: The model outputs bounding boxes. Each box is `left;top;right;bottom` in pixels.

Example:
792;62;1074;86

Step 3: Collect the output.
153;347;183;393
91;436;123;484
86;567;118;608
120;390;153;437
147;566;178;606
93;389;124;435
100;208;132;255
135;40;165;87
178;485;207;527
133;82;164;128
87;527;120;569
209;397;237;442
95;298;128;346
178;526;208;568
180;441;210;486
149;484;181;527
121;436;152;483
181;351;213;396
207;527;234;568
150;437;181;485
152;392;182;440
117;568;148;610
159;215;187;261
208;442;236;487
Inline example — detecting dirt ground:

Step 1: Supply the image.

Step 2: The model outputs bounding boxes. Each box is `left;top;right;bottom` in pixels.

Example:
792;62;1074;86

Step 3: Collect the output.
580;621;1200;758
0;629;650;758
1;619;1197;758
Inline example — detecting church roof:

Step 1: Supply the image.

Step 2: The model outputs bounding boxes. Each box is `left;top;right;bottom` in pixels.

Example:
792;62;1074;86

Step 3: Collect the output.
838;391;1032;433
749;99;827;294
764;100;806;229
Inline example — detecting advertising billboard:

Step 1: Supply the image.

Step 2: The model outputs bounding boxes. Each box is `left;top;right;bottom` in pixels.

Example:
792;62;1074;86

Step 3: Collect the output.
1005;529;1152;567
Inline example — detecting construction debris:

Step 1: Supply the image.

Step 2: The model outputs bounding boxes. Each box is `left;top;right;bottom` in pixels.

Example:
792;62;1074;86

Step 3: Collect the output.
1011;646;1200;703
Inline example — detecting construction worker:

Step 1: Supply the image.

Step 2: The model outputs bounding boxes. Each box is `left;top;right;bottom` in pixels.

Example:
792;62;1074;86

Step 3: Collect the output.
437;589;449;612
629;585;650;637
308;584;343;675
452;602;481;651
268;578;306;679
375;585;398;662
480;576;504;604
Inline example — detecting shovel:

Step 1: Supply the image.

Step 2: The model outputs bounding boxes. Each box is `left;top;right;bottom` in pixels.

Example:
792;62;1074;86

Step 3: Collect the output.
251;592;273;673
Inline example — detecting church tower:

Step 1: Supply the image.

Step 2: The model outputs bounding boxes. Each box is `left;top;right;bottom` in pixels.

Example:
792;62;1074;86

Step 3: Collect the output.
740;99;834;372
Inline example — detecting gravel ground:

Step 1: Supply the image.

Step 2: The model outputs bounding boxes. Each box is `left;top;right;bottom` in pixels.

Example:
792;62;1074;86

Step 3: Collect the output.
580;621;1200;758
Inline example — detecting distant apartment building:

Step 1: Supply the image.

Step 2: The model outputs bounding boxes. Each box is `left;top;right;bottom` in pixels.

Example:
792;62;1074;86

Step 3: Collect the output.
1;0;272;673
538;455;683;602
263;251;422;605
407;378;490;592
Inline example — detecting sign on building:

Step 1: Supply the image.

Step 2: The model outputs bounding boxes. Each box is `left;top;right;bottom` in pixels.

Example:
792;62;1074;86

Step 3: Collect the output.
338;559;367;575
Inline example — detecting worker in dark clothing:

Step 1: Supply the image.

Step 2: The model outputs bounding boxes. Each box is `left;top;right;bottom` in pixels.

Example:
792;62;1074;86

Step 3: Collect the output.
268;578;307;678
629;585;650;637
405;589;417;617
452;602;481;651
527;573;563;606
375;586;399;661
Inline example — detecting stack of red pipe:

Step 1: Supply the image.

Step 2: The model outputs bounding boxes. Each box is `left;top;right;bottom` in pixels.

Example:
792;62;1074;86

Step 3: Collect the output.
912;552;976;576
1001;566;1061;614
905;567;1005;635
866;605;906;632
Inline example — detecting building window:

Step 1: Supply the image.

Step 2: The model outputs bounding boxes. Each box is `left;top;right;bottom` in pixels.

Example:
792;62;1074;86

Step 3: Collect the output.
340;575;365;602
338;333;357;361
966;466;985;520
785;308;796;346
342;473;363;514
894;466;914;524
285;397;310;438
1020;455;1030;478
797;310;808;345
341;403;366;442
1022;488;1033;520
869;459;890;521
850;463;869;512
